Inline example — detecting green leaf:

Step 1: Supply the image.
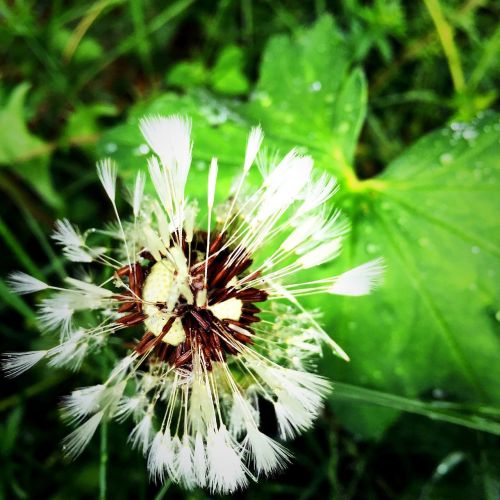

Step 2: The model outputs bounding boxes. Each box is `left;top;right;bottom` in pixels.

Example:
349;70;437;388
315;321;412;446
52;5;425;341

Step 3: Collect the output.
327;111;500;436
50;28;103;64
0;408;23;456
0;83;60;208
166;60;208;89
98;16;500;438
62;103;118;147
210;45;249;96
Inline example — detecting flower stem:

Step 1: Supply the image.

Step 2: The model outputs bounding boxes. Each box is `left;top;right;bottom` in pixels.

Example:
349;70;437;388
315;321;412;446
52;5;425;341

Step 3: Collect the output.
99;405;108;500
99;357;109;500
423;0;466;94
153;480;172;500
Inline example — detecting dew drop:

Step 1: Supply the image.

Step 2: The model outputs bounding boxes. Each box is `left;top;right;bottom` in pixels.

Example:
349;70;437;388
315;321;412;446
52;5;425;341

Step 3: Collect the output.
366;243;379;254
104;142;117;153
432;388;445;399
436;464;449;475
439;153;453;165
195;161;207;171
471;246;480;254
309;81;322;92
495;311;500;322
463;128;478;141
338;121;349;133
133;144;150;156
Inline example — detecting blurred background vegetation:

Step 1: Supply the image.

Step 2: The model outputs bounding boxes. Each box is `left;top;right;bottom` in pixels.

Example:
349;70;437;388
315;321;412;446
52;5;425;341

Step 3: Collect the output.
0;1;499;499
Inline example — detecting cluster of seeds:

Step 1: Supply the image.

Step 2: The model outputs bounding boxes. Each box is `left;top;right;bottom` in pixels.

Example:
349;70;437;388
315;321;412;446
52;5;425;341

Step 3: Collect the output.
3;115;382;493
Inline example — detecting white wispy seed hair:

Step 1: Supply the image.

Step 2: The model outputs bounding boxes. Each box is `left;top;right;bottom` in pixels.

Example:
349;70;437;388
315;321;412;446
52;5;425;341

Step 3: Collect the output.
2;115;383;494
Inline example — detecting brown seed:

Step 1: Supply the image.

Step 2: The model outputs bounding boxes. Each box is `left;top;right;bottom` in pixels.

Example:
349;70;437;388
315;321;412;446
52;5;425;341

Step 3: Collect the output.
175;350;193;368
116;311;145;326
117;300;136;313
135;332;156;354
116;265;132;277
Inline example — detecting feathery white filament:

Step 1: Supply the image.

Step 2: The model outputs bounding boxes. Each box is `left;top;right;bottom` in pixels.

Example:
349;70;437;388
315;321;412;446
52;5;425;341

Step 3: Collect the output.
297;238;342;269
52;219;85;247
7;271;48;295
62;411;104;460
139;115;192;177
193;432;207;487
205;157;218;285
140;115;192;230
1;350;47;378
0;113;385;494
329;258;385;296
297;172;337;215
97;158;117;203
129;412;154;455
65;277;114;298
47;331;88;370
178;435;196;487
133;171;146;217
60;385;107;423
243;425;290;475
207;157;218;209
206;425;248;494
244;126;263;173
62;247;94;263
147;430;175;483
147;156;170;211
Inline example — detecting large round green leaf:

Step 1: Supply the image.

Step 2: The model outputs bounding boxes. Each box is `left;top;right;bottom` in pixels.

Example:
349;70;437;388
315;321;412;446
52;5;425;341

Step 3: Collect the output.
97;16;500;438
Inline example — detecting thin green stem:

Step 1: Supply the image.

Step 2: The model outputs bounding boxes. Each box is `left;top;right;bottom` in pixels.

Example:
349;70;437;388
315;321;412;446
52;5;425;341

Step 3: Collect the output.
63;0;119;62
99;419;108;500
77;0;194;90
332;382;500;435
423;0;466;93
0;278;37;323
153;480;172;500
21;209;67;280
0;215;43;279
129;0;154;76
469;25;500;90
99;357;109;500
241;0;253;45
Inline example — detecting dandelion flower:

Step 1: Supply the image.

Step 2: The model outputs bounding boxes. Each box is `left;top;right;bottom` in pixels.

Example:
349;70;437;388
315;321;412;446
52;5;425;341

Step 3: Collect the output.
2;115;383;494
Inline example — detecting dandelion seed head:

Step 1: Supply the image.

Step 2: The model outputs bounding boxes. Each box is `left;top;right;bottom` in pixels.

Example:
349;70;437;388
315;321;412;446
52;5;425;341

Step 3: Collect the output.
3;114;383;493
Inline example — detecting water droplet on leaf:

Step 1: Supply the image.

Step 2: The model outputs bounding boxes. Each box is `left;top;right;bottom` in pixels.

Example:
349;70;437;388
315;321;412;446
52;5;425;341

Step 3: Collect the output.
309;81;322;92
439;153;453;165
105;142;117;153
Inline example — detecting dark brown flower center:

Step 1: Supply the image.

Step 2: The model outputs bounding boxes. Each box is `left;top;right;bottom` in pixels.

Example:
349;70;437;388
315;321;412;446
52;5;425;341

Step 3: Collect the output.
114;231;267;370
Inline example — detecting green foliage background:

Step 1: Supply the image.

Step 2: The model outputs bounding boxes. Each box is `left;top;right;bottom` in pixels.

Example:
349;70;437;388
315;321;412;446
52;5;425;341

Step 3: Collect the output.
0;1;499;499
